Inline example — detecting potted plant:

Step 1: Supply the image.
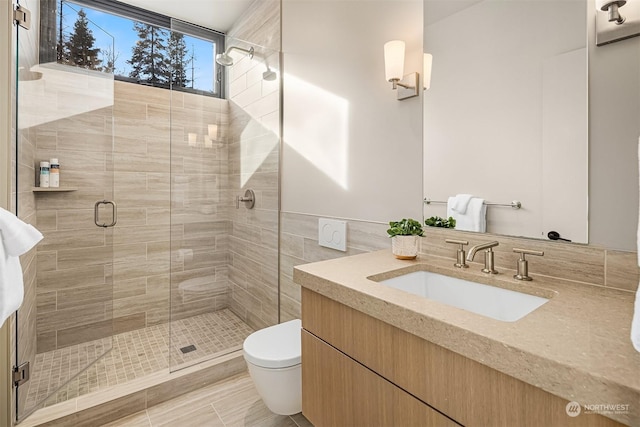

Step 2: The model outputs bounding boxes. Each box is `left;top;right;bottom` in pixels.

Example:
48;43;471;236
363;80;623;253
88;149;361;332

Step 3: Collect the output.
387;218;424;260
425;216;456;228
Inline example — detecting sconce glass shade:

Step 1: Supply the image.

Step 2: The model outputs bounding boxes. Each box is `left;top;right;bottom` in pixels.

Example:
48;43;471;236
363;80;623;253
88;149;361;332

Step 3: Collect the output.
188;132;197;147
384;40;405;82
208;124;218;139
423;53;433;90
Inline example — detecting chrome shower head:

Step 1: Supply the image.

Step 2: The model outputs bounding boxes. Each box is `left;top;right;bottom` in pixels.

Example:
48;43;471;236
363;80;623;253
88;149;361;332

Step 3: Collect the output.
215;46;254;67
215;53;234;67
262;69;277;81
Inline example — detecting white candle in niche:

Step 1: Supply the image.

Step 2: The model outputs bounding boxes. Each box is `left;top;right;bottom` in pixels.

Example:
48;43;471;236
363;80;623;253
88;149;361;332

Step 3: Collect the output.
204;136;213;148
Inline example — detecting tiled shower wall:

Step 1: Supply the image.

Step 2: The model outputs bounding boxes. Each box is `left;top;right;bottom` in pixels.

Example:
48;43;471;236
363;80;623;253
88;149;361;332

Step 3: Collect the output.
34;80;228;352
33;71;115;353
169;88;231;325
226;0;282;330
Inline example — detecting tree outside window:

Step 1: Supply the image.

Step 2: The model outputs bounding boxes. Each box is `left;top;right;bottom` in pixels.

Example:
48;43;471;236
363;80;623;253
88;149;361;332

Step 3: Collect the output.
54;0;220;97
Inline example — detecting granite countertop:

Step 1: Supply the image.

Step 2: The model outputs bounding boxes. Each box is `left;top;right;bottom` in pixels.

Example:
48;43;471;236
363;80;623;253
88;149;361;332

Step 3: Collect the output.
293;250;640;426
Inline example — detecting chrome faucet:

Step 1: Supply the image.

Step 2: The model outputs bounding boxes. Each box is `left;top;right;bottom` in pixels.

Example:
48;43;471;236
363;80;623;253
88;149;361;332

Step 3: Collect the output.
445;239;469;268
512;248;544;281
466;241;500;274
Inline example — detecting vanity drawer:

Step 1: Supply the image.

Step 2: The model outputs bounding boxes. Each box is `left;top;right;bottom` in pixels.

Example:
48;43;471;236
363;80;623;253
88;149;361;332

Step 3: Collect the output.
301;288;625;427
302;329;459;427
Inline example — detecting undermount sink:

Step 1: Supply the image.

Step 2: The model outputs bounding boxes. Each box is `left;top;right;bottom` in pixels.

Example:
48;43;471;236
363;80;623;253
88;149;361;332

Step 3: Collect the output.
379;271;549;322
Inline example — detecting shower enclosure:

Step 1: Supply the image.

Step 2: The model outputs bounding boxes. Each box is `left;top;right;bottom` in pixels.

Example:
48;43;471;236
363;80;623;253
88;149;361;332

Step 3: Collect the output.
11;0;281;422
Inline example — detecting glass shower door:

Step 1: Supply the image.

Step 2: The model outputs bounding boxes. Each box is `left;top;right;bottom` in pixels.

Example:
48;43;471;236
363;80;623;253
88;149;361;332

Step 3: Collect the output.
14;0;116;420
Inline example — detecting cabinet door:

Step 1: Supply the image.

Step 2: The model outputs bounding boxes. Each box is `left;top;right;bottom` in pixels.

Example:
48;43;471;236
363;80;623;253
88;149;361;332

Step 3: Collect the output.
302;330;460;427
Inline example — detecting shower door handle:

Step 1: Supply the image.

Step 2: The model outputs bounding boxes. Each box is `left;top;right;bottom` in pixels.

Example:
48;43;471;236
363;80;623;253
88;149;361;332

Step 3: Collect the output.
94;200;118;228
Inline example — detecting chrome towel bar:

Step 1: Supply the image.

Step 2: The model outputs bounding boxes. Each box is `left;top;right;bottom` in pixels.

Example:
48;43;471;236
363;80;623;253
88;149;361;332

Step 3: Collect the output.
423;198;522;209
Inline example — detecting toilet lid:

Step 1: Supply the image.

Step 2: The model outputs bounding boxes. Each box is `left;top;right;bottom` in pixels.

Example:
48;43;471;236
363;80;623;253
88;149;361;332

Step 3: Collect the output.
243;319;301;369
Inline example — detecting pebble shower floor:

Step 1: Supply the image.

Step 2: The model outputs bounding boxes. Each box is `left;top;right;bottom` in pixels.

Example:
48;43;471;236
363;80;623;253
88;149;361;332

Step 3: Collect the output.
23;309;254;409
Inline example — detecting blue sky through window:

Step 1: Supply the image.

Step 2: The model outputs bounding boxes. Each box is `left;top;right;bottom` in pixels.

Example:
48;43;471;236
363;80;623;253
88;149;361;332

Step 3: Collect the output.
63;1;215;93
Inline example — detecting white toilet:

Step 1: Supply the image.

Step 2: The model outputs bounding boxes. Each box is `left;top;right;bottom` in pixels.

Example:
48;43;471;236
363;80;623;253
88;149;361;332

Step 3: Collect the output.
243;319;302;415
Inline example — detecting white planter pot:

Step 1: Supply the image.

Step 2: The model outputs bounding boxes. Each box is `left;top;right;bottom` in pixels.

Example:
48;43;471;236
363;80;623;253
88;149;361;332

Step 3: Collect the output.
391;235;419;260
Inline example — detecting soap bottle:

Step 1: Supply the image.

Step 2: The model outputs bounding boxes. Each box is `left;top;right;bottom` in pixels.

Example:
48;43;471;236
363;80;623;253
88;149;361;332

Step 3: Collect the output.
50;158;59;188
39;161;50;188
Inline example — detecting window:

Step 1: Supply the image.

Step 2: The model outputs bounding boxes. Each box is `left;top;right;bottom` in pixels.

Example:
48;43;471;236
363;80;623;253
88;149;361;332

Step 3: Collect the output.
40;0;225;98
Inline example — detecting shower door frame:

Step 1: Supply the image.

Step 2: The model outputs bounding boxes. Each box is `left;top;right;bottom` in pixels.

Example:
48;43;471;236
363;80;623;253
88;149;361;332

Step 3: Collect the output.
1;0;14;425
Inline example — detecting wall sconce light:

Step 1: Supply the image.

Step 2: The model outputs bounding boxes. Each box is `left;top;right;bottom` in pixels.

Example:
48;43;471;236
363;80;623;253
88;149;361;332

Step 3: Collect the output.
384;40;419;100
208;124;218;140
423;53;433;90
188;132;197;147
596;0;640;45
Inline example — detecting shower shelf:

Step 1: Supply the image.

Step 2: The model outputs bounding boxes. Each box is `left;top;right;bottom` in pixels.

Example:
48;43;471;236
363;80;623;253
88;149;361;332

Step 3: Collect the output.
32;187;78;192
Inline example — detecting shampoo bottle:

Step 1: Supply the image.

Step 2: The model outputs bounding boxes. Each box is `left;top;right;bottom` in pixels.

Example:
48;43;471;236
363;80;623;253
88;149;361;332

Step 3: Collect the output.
39;161;50;188
50;158;59;188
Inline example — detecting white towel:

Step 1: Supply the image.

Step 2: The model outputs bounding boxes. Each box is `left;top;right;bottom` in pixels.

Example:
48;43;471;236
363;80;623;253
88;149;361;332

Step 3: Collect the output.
447;196;487;232
451;194;474;215
0;208;43;327
632;137;640;353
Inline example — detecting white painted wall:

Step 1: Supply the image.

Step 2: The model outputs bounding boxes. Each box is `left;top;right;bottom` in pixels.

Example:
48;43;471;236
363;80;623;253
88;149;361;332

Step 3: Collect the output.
282;0;423;223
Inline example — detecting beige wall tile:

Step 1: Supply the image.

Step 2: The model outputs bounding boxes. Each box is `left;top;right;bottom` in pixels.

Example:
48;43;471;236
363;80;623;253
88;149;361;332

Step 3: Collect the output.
38;265;107;291
114;135;147;155
36;210;57;230
55;209;100;230
56;245;112;270
57;131;113;153
37;302;108;333
606;250;639;292
114;277;147;300
419;228;608;286
36;330;57;353
37;251;57;273
114;100;147;121
36;291;57;314
39;231;106;258
56;318;114;348
116;208;148;227
57;284;112;310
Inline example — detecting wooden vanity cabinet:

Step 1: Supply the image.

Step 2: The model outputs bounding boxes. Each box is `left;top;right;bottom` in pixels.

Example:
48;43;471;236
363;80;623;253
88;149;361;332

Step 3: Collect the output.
301;288;625;427
302;330;459;426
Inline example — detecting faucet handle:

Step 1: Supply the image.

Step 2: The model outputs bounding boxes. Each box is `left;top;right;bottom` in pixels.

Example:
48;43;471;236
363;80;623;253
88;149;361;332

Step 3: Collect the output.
512;248;544;281
446;239;469;268
445;239;468;246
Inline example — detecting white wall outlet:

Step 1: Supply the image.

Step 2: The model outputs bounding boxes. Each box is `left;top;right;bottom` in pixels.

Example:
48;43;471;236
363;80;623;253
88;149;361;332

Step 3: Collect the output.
318;218;347;252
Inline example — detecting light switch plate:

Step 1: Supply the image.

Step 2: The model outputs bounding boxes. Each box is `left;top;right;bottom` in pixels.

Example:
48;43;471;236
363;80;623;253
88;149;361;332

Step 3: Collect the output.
318;218;347;252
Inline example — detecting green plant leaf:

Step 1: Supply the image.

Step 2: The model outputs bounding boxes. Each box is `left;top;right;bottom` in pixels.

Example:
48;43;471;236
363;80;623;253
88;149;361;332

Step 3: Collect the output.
387;218;424;237
424;216;456;229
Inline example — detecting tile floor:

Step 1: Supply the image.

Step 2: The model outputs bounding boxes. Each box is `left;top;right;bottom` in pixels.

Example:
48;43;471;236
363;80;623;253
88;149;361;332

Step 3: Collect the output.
23;310;254;412
103;372;313;427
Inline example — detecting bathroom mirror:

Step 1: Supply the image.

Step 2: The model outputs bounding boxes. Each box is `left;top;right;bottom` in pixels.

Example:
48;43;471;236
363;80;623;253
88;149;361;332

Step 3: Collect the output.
422;0;588;243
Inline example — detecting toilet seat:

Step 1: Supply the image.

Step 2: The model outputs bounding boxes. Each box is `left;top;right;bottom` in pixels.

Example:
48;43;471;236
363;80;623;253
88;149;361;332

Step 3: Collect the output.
243;319;301;369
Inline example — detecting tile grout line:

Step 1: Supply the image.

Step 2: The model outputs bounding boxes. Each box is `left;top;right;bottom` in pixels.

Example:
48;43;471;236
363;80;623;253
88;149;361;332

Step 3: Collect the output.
210;402;228;427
